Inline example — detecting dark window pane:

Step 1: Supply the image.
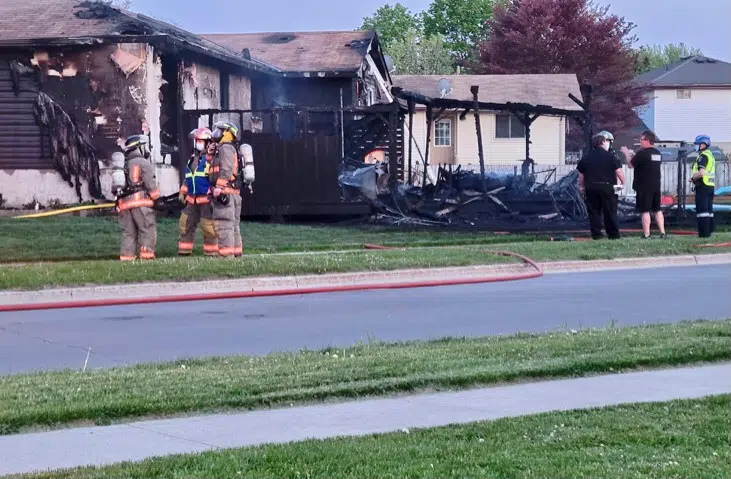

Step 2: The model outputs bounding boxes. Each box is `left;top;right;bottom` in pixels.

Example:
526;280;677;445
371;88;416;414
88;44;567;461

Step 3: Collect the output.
496;114;510;138
510;116;526;138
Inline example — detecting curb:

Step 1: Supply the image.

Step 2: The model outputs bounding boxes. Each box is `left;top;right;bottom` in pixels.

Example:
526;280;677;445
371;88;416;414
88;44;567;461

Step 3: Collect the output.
0;253;729;312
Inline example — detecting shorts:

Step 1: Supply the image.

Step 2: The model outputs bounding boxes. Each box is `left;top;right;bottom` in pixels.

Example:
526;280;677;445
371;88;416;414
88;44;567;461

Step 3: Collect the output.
636;189;661;213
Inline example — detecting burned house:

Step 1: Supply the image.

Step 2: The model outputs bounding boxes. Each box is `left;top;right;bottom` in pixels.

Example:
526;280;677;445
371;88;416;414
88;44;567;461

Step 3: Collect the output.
183;30;401;218
0;0;277;208
201;30;393;108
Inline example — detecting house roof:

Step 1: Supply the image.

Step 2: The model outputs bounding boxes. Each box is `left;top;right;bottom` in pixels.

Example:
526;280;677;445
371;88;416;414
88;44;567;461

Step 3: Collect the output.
392;74;584;112
636;56;731;87
201;31;376;73
0;0;277;73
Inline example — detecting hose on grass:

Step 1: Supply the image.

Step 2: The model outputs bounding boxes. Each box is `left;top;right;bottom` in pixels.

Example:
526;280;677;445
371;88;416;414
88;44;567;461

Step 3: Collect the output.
13;203;116;219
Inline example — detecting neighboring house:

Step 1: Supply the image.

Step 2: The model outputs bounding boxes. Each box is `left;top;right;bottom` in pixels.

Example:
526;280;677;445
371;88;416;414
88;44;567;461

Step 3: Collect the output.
636;55;731;152
201;31;393;108
0;0;277;208
392;74;583;169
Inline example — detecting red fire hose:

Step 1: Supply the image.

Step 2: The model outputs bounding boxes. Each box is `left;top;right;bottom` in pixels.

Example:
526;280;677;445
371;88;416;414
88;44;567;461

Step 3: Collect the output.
0;250;543;313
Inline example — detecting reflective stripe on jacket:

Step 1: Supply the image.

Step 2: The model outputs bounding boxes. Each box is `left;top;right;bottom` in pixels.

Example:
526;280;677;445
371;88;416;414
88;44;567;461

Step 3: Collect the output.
182;154;212;196
692;149;716;187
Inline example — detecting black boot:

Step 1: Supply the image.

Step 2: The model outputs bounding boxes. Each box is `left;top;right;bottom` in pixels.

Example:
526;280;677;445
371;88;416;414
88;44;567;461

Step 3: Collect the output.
698;217;711;238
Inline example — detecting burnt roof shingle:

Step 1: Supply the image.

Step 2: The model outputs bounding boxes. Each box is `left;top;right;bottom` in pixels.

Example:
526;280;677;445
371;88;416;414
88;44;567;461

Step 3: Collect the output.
393;74;583;111
201;31;376;73
0;0;276;72
636;56;731;87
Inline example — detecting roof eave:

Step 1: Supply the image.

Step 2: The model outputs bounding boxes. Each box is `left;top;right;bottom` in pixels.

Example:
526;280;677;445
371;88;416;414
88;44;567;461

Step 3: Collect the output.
0;34;279;74
392;87;586;117
280;69;359;78
648;83;731;89
0;35;166;48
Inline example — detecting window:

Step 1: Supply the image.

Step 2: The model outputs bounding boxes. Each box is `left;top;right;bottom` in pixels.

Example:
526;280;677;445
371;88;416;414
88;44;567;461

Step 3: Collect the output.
495;114;526;139
676;89;692;100
434;119;452;147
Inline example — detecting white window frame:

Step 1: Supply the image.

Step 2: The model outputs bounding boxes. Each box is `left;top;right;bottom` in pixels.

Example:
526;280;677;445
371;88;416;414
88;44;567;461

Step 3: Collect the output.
495;113;526;139
434;119;452;147
676;89;692;100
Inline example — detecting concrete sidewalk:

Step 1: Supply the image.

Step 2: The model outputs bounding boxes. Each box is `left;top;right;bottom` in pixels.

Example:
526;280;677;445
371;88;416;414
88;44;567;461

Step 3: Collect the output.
1;252;729;308
1;363;728;476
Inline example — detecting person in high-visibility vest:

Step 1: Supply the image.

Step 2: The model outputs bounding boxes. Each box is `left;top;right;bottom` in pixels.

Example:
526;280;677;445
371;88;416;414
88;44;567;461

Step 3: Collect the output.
689;134;716;238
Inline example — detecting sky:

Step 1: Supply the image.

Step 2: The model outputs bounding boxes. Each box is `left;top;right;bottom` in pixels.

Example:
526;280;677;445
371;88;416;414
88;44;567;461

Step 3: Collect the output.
134;0;731;62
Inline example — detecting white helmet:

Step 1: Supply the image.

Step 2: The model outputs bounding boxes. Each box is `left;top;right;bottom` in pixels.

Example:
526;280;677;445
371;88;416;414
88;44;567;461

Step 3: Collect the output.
597;130;614;142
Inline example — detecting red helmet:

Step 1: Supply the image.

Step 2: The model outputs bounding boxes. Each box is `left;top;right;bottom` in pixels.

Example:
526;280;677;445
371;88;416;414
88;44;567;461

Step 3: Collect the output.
189;127;213;142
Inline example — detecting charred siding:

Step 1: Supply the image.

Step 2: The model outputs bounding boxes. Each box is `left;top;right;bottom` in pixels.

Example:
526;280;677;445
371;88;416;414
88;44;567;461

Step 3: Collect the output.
0;56;52;169
253;77;355;109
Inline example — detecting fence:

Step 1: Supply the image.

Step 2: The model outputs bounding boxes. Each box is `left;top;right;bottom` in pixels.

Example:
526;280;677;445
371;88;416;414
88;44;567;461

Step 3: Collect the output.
438;162;731;197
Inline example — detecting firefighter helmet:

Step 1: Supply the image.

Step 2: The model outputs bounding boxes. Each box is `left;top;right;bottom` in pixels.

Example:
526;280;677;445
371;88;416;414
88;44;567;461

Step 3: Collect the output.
212;121;240;142
124;134;150;158
189;127;213;142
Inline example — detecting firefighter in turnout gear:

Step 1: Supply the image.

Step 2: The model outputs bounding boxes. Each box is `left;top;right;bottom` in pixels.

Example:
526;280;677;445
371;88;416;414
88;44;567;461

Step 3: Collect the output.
177;127;219;256
690;134;716;238
116;134;160;261
210;121;243;257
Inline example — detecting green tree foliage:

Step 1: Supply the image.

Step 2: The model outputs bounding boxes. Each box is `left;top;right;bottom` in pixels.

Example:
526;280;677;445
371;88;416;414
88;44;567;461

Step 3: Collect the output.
360;3;422;51
388;29;456;75
422;0;495;64
635;43;704;74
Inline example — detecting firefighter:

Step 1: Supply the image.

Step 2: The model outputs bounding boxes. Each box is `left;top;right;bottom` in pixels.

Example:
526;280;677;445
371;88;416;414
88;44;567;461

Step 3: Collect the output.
116;134;160;261
210;121;243;258
177;127;218;256
690;134;716;238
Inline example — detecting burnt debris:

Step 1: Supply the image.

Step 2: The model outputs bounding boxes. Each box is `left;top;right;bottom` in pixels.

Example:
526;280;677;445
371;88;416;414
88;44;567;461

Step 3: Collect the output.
34;91;103;202
340;161;637;229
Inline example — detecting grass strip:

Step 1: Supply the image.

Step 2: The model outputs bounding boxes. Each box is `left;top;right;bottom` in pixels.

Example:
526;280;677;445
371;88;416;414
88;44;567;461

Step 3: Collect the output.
2;233;730;290
1;319;729;435
16;394;731;479
0;217;536;262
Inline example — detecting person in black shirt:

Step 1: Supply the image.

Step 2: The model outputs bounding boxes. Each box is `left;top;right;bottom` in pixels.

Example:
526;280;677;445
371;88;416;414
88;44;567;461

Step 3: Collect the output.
621;130;666;239
577;133;626;240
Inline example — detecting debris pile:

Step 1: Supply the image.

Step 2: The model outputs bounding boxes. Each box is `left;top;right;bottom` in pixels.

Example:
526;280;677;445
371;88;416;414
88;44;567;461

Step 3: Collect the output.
340;162;637;229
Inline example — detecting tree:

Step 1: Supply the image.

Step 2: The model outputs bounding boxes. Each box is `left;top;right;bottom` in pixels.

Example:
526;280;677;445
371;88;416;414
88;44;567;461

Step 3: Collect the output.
478;0;647;144
388;29;455;75
422;0;495;65
635;42;704;74
360;3;422;51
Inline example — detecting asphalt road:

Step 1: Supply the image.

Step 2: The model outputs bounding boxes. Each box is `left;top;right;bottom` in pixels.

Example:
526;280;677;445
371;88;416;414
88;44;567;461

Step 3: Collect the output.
1;264;729;375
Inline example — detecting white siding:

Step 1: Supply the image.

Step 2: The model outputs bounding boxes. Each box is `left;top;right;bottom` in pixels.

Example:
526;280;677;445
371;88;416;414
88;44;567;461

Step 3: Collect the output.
404;110;566;168
653;88;731;144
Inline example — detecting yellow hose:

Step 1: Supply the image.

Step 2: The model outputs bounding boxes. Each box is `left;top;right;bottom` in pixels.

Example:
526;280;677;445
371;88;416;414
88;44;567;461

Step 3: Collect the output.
13;203;116;219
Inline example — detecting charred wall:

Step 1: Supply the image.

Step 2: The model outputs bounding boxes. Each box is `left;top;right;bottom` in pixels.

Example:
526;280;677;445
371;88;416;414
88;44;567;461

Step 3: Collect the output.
0;43;177;206
252;76;355;109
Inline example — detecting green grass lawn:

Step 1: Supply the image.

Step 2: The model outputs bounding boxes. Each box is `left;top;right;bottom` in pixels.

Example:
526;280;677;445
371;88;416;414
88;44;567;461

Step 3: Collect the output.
1;319;728;435
1;232;729;290
0;217;536;262
17;394;730;479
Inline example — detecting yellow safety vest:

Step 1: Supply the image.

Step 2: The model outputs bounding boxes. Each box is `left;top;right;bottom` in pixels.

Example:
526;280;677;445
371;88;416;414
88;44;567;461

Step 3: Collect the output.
692;149;715;187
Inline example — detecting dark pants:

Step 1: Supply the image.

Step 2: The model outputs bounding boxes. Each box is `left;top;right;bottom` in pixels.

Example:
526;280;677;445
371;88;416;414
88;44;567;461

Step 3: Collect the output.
695;183;715;238
585;185;620;240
